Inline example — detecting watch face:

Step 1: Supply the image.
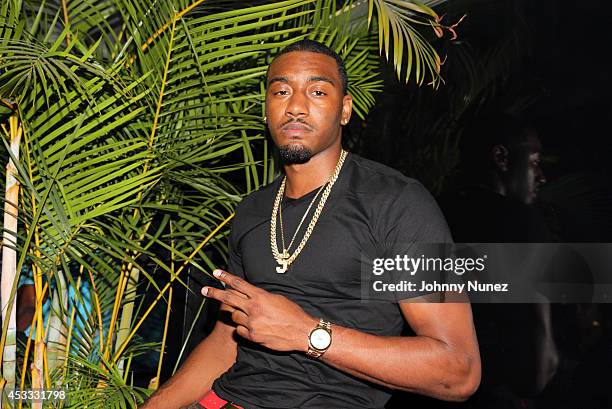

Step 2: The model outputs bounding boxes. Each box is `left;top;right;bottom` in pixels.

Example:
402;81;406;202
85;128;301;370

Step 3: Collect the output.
310;328;331;350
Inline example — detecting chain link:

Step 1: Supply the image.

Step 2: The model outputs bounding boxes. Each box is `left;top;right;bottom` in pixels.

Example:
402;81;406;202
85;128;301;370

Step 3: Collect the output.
270;150;348;269
279;181;326;254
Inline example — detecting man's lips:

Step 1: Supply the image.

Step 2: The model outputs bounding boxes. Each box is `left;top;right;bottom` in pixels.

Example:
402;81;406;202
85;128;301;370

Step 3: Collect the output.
281;122;313;132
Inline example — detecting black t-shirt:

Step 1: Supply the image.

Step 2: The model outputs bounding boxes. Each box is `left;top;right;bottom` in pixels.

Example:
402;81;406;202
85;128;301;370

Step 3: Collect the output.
440;186;554;243
212;153;452;409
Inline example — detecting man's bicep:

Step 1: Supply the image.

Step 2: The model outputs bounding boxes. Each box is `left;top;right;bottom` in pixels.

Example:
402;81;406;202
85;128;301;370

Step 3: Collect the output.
399;299;482;399
399;299;478;351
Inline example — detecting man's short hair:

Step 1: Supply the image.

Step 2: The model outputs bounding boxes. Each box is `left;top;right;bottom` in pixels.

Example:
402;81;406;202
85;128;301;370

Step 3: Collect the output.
268;39;349;95
460;112;534;170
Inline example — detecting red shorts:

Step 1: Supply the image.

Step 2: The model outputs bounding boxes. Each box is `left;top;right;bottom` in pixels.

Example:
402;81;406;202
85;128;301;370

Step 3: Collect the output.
198;390;244;409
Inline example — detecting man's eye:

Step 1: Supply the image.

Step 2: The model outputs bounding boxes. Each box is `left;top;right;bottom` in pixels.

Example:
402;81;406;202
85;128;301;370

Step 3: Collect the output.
312;90;326;96
274;90;289;96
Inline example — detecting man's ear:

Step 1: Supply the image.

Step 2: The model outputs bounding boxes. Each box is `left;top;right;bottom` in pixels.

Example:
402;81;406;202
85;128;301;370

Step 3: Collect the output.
341;95;353;125
492;144;509;172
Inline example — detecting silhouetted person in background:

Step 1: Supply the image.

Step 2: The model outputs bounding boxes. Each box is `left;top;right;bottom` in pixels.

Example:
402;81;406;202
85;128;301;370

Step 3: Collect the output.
440;112;558;409
444;112;551;243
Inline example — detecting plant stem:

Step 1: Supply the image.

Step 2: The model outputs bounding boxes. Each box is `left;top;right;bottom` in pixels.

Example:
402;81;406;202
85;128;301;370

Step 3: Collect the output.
1;114;22;399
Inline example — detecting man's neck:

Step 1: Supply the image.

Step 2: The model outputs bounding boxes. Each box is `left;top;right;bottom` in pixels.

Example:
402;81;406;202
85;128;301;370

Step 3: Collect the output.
283;145;343;199
468;171;506;197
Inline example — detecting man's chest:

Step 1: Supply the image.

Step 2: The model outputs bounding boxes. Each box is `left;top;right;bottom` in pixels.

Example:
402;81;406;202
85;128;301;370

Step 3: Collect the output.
239;200;381;300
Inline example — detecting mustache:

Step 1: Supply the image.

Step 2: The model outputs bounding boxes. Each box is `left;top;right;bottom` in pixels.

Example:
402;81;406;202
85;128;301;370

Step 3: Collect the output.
280;118;314;129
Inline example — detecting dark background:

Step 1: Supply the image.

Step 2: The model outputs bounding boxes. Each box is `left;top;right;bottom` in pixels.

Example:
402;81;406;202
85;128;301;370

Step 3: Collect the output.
351;0;612;237
356;1;612;408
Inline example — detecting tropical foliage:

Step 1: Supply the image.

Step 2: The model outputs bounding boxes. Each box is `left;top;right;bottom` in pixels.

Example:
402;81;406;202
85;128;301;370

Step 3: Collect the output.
0;0;454;407
352;2;534;195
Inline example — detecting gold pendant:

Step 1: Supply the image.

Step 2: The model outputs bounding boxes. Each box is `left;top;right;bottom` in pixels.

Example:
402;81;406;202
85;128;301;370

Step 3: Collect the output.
276;251;289;274
276;260;288;274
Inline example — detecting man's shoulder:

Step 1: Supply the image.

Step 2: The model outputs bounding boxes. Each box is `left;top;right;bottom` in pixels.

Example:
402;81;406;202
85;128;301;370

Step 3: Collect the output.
347;154;452;243
347;154;428;198
236;179;278;212
227;181;279;245
349;153;407;180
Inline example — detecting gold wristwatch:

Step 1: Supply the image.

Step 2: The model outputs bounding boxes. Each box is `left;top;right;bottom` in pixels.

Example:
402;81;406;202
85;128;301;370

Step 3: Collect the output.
307;318;332;359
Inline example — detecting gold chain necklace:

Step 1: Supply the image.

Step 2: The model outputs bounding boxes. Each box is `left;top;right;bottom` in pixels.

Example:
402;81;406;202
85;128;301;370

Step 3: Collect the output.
270;150;348;274
279;183;326;254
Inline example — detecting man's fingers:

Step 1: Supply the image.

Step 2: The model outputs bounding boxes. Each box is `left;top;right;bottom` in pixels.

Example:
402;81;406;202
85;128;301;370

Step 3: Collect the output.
236;325;250;340
202;286;248;311
228;289;248;299
212;269;257;297
231;310;249;327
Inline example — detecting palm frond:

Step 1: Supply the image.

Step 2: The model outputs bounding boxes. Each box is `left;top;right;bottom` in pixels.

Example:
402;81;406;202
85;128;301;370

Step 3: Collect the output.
1;0;455;397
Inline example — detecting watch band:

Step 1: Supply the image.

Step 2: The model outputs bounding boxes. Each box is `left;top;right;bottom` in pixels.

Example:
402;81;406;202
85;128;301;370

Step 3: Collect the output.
307;318;332;359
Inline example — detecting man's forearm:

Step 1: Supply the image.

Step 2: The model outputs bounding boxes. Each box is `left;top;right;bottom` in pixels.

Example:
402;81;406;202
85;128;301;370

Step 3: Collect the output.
141;326;237;409
319;325;479;401
202;272;481;402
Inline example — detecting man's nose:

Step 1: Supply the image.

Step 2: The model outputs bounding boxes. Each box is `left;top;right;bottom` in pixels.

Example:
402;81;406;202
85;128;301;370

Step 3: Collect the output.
286;92;308;118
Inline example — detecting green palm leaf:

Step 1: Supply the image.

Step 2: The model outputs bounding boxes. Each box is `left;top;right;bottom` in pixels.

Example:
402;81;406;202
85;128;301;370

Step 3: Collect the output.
1;0;455;403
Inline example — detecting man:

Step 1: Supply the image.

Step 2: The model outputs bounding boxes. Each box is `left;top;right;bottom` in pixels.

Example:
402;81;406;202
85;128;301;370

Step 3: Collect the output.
440;113;558;408
443;113;550;242
142;40;480;409
16;265;94;344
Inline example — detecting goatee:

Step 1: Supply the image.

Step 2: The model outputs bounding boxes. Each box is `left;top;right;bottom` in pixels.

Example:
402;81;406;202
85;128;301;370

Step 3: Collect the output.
278;145;313;164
